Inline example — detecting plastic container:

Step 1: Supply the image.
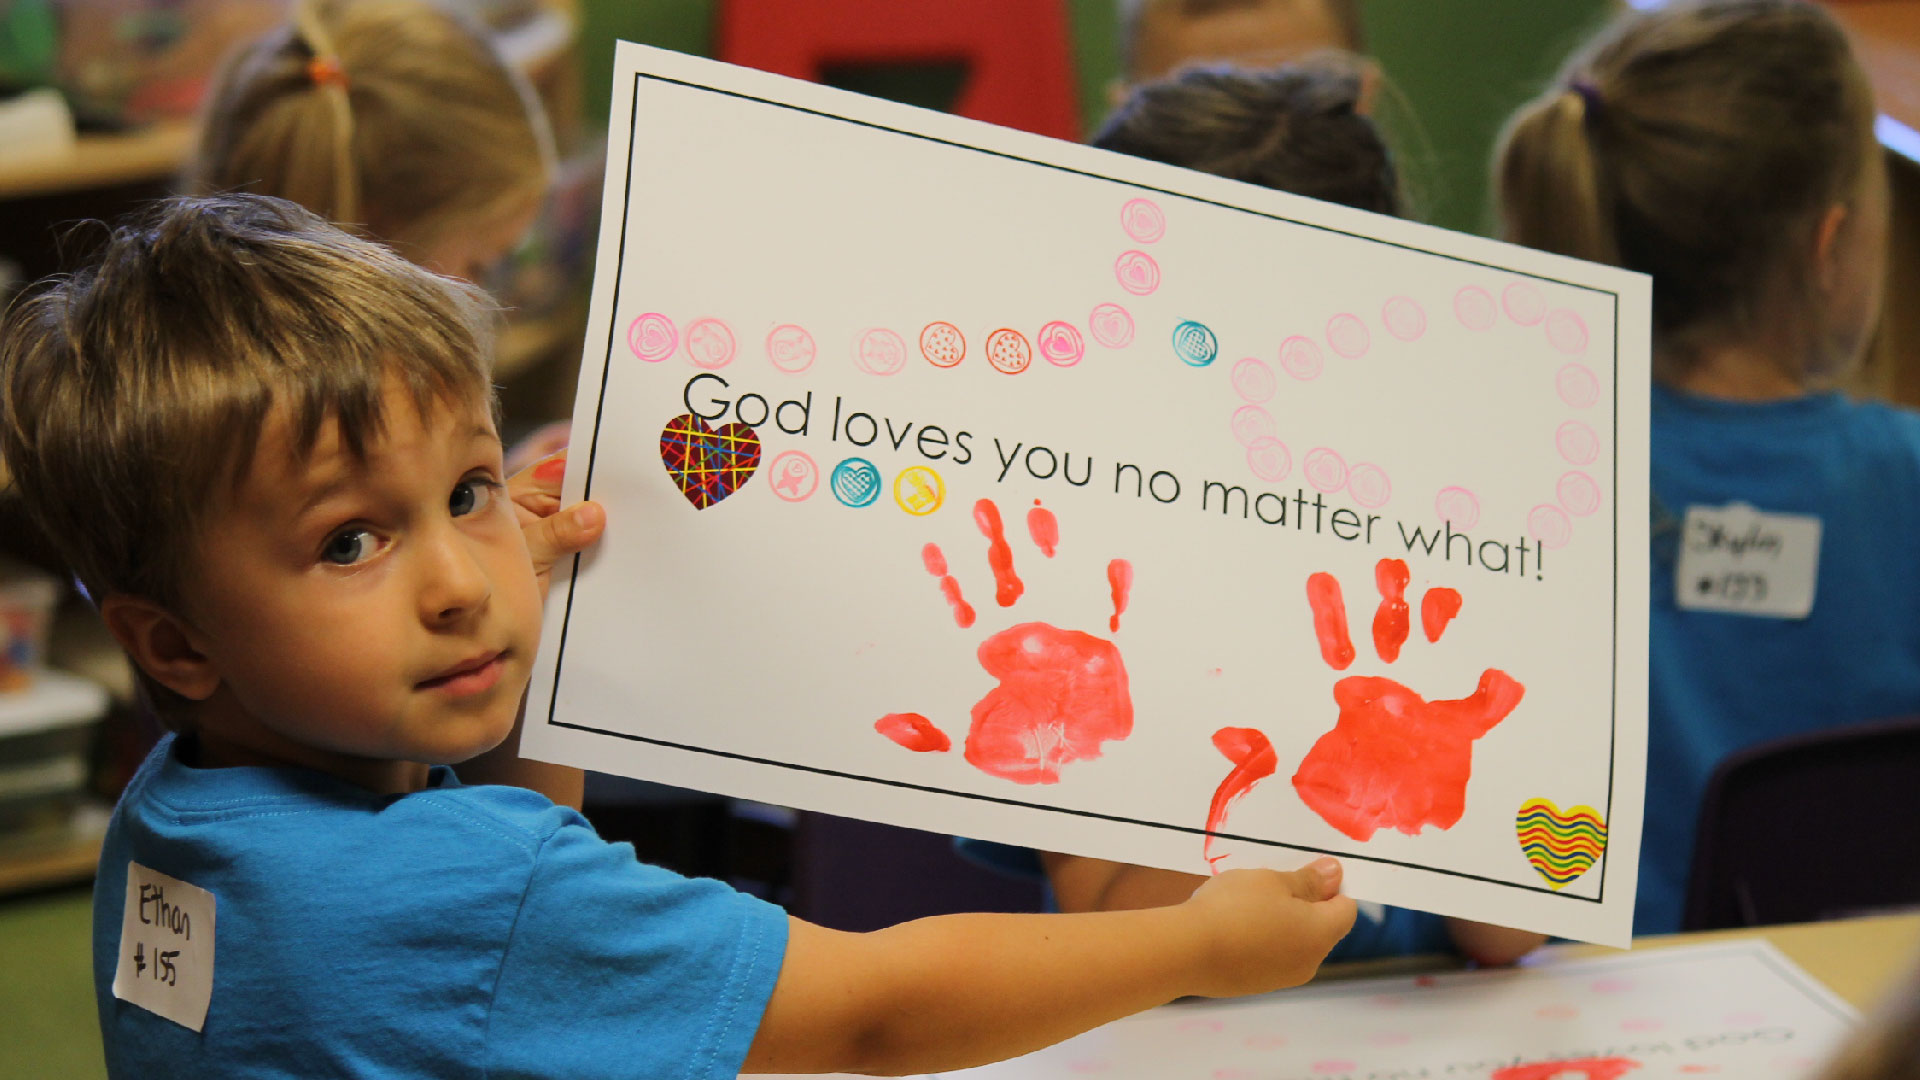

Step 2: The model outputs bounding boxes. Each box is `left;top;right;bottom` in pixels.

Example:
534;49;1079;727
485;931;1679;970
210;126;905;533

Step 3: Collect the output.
0;563;60;694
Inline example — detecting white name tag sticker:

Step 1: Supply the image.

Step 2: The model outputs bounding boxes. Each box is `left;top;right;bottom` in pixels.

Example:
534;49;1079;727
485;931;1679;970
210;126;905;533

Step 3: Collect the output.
111;861;216;1032
1676;503;1822;619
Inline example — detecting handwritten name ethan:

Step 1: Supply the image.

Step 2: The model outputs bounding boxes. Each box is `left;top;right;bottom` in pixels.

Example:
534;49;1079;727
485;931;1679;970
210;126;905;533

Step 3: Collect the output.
139;883;192;941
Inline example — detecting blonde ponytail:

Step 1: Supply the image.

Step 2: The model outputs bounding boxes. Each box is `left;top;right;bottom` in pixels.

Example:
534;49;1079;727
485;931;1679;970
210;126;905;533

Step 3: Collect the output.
1494;88;1616;267
290;0;359;224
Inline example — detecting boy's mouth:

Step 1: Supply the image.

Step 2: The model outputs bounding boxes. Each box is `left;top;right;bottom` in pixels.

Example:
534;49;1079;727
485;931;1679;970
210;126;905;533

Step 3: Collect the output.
418;650;508;695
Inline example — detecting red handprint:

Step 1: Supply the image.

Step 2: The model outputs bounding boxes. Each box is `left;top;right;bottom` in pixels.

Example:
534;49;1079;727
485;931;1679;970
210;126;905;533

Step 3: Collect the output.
877;499;1135;785
1291;558;1525;842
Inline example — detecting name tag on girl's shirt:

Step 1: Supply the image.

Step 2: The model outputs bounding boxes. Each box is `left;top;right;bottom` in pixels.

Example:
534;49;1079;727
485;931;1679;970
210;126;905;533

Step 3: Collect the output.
111;861;216;1031
1675;503;1821;619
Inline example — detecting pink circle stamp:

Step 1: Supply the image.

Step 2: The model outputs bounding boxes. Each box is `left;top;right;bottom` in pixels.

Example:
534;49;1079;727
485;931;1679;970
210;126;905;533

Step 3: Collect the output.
1591;978;1634;994
1347;463;1391;508
1121;198;1166;243
1115;250;1161;296
1230;404;1278;446
1435;486;1480;529
1382;296;1427;341
1327;313;1370;359
1558;471;1601;516
1089;303;1135;349
1546;308;1590;355
1536;1004;1580;1020
1454;285;1496;330
685;317;736;369
1247;436;1291;482
1369;1033;1412;1047
854;328;908;376
765;324;816;374
1244;1034;1289;1050
1621;1018;1665;1033
1304;447;1348;493
1557;363;1601;409
919;321;966;368
1313;1061;1360;1075
766;451;819;502
1530;504;1573;549
627;312;677;363
986;328;1033;374
1037;321;1086;367
1278;335;1324;381
1231;357;1277;403
1556;419;1600;464
1503;281;1547;325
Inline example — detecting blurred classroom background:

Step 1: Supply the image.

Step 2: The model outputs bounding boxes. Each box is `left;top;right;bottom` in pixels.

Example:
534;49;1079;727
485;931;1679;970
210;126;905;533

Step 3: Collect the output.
5;1;1920;1076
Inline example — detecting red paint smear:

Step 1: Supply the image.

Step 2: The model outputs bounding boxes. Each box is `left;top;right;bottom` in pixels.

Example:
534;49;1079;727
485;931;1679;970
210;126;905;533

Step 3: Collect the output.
1372;558;1410;663
531;454;567;483
1306;573;1356;670
1204;727;1277;868
922;543;975;628
964;622;1131;784
1028;501;1059;558
1422;587;1463;643
875;712;952;753
1108;559;1133;632
1292;669;1526;841
1491;1057;1641;1080
975;499;1024;607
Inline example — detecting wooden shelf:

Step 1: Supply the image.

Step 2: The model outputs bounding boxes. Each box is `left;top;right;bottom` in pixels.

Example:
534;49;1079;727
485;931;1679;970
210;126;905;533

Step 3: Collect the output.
0;120;196;201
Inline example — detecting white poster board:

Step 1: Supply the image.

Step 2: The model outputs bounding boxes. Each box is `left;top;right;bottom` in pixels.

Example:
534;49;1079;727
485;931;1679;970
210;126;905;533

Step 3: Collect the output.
524;43;1652;945
940;941;1861;1080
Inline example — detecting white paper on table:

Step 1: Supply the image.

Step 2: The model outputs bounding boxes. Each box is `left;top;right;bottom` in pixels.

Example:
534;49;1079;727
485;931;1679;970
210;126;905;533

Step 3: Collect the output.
523;42;1653;945
936;941;1860;1080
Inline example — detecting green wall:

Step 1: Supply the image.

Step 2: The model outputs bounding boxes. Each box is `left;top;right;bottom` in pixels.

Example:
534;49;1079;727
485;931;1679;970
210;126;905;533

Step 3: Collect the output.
574;0;1612;236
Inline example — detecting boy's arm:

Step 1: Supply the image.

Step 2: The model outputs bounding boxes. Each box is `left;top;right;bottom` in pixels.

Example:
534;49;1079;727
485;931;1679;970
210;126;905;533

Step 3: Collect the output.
744;860;1355;1076
459;451;604;809
1040;852;1544;967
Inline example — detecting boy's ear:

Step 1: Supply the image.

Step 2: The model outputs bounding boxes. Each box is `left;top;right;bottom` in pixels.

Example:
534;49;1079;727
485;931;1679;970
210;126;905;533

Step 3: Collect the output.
98;594;221;702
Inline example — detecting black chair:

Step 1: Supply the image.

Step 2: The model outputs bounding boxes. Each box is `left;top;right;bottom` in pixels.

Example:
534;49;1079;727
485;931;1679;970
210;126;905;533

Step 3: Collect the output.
790;812;1047;932
1683;715;1920;931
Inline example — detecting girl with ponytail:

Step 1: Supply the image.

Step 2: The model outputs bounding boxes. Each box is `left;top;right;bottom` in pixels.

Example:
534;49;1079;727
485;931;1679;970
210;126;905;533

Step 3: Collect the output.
1497;0;1916;935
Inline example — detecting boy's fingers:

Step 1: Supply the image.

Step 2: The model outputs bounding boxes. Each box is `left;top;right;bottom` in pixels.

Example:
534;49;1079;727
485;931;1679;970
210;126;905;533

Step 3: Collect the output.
1288;856;1343;902
526;501;605;569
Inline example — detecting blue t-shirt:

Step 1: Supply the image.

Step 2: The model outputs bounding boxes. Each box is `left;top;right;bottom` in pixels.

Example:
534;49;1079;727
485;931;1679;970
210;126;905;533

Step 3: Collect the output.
93;734;788;1079
1640;385;1920;933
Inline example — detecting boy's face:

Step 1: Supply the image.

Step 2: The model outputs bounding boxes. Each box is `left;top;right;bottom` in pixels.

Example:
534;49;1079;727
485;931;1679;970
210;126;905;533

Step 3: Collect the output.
177;380;541;778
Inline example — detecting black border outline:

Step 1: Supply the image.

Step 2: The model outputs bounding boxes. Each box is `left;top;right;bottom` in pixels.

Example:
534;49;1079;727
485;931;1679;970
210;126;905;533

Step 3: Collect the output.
546;70;1625;905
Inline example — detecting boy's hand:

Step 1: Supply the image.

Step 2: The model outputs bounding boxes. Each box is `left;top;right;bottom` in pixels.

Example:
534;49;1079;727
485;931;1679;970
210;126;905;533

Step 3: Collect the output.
507;449;605;601
1179;858;1357;998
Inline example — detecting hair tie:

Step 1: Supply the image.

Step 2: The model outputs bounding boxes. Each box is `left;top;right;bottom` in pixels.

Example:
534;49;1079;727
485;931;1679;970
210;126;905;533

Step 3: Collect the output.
1569;79;1604;124
307;56;348;90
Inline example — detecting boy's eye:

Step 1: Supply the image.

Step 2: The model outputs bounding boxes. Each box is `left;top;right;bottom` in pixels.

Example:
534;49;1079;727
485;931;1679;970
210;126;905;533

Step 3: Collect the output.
450;478;498;518
321;528;376;566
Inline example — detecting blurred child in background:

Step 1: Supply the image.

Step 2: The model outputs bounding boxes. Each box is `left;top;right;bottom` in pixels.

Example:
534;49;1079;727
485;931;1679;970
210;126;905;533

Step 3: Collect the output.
1496;0;1919;934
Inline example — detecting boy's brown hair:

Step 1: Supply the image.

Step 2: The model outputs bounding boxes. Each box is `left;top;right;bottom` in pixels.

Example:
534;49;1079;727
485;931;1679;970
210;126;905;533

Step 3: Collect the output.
1092;54;1401;217
189;0;553;264
0;194;498;716
1494;0;1879;382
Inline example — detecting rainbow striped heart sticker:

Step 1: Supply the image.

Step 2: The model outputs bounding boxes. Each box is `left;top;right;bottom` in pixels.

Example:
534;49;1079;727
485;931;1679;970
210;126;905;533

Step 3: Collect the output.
1516;798;1606;890
660;413;760;509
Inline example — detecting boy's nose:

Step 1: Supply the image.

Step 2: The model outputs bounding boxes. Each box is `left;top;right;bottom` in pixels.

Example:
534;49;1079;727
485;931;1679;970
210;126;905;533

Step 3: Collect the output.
418;528;492;625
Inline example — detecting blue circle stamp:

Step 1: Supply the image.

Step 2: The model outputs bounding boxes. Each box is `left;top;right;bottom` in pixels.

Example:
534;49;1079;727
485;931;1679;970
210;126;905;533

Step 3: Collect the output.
830;457;882;507
1171;320;1219;367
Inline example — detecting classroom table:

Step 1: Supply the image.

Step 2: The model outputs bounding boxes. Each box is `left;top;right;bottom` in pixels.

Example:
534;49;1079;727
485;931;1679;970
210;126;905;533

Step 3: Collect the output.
0;885;1912;1080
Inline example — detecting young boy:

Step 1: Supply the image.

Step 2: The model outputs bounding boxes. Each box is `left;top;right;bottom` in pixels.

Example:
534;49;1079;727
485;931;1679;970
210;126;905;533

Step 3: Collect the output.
0;194;1357;1078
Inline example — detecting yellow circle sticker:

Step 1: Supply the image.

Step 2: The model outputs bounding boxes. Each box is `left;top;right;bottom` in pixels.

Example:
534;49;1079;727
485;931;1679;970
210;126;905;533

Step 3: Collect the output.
892;466;946;516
